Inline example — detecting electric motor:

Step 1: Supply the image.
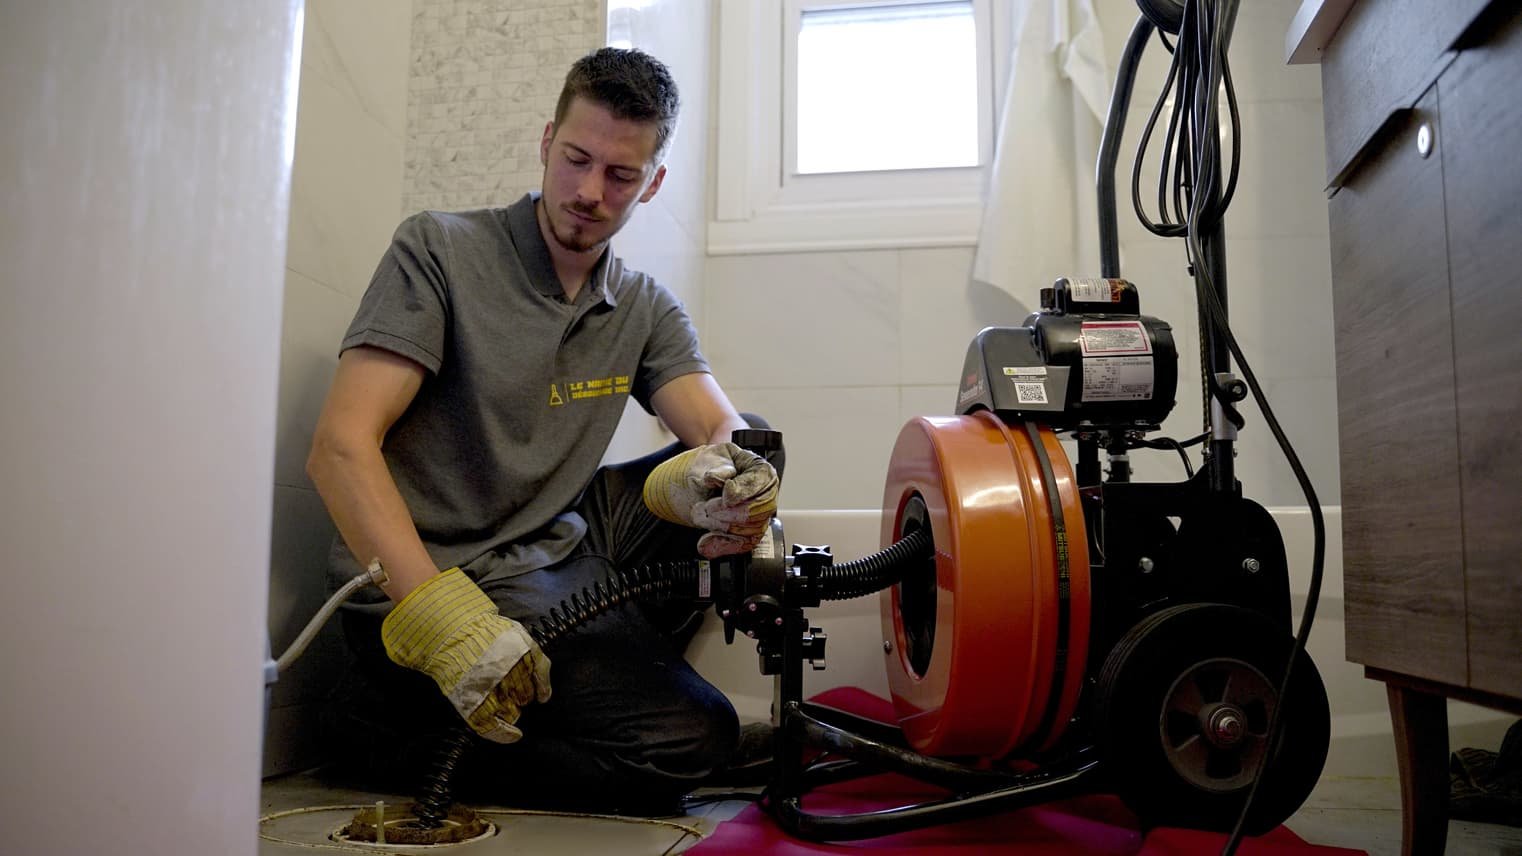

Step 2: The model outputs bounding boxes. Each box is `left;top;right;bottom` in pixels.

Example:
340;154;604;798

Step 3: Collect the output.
955;277;1177;431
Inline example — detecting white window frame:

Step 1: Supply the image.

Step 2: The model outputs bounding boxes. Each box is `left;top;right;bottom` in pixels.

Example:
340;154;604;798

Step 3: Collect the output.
710;0;1010;255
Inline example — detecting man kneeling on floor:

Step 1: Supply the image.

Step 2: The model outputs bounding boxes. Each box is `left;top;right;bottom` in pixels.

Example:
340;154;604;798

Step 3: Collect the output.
306;46;782;816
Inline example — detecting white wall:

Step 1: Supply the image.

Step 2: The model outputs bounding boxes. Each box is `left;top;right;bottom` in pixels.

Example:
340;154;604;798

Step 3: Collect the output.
0;3;302;854
705;0;1341;514
265;0;412;776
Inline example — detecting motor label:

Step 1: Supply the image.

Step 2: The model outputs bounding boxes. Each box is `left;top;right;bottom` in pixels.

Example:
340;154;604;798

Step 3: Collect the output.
1082;355;1154;401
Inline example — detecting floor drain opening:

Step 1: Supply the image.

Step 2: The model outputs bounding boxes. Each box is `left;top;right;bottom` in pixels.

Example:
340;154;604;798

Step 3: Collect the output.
330;801;496;848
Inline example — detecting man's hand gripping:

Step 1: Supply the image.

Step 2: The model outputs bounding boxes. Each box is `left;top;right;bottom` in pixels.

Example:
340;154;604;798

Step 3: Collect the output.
641;442;780;558
381;568;551;743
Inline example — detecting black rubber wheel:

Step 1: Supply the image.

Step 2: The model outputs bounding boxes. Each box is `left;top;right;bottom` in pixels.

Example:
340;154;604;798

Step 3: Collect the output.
1095;602;1330;835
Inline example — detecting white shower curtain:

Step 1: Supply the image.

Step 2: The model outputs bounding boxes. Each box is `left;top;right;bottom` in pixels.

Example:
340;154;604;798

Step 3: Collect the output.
971;0;1111;302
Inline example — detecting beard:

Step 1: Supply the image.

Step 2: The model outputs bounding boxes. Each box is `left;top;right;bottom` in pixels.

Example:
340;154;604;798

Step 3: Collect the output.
548;202;611;254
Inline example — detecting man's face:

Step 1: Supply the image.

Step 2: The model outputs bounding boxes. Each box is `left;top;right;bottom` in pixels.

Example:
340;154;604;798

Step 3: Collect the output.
538;96;667;255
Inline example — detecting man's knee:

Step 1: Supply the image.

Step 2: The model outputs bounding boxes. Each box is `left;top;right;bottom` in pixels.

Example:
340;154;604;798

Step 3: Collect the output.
679;689;742;772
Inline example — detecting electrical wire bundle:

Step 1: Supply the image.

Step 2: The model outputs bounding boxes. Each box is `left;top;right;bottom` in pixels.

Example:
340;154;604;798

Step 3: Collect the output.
1129;1;1328;852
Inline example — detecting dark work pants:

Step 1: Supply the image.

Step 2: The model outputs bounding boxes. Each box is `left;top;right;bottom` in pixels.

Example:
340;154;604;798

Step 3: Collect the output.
334;415;783;814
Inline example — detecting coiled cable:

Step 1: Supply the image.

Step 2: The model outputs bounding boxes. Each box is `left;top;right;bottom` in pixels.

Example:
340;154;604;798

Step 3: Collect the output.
410;533;930;824
816;528;933;601
525;560;699;648
412;726;475;828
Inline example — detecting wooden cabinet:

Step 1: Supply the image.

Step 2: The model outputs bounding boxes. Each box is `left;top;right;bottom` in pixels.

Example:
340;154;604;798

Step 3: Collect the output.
1299;0;1522;852
1329;88;1469;686
1440;20;1522;697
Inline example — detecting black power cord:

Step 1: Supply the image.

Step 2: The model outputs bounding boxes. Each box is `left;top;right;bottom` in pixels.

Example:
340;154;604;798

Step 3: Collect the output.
1129;1;1327;852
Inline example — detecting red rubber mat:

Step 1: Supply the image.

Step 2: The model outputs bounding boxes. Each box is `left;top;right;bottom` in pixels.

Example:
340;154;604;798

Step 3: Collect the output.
688;688;1365;856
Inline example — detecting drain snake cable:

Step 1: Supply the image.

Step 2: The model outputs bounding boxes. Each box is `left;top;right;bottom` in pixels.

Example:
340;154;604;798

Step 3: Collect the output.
271;535;931;834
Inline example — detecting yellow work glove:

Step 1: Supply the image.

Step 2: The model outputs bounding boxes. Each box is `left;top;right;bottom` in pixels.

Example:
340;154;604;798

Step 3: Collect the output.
642;442;780;559
381;568;551;743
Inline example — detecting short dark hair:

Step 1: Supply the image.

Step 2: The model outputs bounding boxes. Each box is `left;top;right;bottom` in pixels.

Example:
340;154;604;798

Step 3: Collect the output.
553;48;680;162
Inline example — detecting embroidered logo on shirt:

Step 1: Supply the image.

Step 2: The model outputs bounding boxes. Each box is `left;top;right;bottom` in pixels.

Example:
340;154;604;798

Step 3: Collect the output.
564;375;632;402
548;383;565;406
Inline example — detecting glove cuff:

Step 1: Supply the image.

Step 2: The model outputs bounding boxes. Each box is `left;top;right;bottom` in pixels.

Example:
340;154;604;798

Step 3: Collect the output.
642;445;703;523
381;567;495;672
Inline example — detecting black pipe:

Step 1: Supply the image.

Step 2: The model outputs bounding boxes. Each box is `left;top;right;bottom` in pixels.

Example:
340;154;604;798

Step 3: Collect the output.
1098;17;1156;278
771;743;1100;841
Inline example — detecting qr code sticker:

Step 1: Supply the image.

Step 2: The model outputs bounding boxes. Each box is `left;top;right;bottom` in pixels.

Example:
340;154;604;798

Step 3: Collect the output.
1015;382;1048;404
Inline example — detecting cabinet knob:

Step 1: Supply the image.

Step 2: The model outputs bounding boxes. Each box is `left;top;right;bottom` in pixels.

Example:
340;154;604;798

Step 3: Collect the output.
1417;122;1434;158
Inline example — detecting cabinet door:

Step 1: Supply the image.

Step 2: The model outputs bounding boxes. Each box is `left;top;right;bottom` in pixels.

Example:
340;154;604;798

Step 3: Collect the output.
1329;89;1468;684
1440;6;1522;697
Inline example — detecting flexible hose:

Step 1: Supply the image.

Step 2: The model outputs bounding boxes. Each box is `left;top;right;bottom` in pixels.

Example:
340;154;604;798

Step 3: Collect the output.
282;533;923;676
280;535;924;827
410;533;928;825
412;727;475;828
817;528;933;601
526;560;699;648
409;559;696;828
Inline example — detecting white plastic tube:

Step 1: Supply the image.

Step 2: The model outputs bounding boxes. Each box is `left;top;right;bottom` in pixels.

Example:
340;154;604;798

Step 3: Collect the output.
275;561;388;674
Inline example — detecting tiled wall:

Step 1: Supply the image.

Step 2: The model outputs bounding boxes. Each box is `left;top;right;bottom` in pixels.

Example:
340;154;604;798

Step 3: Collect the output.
265;0;411;777
404;0;603;212
707;0;1339;514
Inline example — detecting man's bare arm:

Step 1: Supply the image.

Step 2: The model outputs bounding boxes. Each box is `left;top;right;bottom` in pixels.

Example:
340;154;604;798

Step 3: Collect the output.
306;345;439;602
649;372;750;448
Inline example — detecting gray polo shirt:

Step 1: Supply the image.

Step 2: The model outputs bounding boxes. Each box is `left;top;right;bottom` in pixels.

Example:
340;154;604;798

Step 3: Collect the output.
328;193;708;598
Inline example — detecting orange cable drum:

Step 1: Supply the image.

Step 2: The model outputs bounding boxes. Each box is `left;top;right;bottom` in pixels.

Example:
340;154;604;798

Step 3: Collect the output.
879;415;1090;760
994;414;1092;754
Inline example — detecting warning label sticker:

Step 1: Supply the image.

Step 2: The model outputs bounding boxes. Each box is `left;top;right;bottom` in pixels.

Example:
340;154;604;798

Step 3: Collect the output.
1082;356;1154;401
1079;320;1151;356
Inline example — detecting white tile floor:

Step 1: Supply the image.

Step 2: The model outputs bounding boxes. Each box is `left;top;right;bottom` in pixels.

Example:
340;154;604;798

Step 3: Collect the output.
259;769;1522;855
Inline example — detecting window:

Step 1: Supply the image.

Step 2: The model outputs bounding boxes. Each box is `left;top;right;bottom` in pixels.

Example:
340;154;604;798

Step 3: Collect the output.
793;2;979;175
711;0;1009;254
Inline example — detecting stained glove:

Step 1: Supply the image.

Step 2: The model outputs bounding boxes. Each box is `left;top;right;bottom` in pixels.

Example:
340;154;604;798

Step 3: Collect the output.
381;567;551;743
642;442;780;558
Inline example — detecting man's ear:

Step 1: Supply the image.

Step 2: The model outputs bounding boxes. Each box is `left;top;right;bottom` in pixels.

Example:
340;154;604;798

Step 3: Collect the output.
639;163;667;204
540;121;554;166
